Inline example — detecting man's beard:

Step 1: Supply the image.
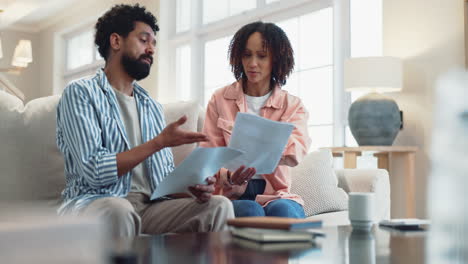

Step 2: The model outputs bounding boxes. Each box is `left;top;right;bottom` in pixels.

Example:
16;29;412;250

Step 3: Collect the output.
121;53;153;81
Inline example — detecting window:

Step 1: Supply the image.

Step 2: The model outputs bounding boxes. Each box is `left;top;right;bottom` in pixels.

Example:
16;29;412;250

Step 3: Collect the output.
278;8;334;151
64;28;104;85
176;0;191;33
175;44;192;101
202;0;256;24
204;36;234;104
66;30;94;70
162;0;341;151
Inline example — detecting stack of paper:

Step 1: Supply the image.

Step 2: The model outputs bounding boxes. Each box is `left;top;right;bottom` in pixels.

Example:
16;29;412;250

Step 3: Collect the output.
151;113;295;200
151;147;243;199
224;113;294;174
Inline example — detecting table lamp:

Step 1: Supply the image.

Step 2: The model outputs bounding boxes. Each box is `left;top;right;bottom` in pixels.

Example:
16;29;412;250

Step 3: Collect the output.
0;39;33;74
11;40;33;67
344;56;403;146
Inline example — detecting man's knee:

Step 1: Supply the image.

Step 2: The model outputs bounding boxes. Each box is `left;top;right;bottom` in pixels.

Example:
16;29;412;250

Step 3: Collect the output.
209;195;235;218
83;197;141;237
102;198;134;216
197;195;235;231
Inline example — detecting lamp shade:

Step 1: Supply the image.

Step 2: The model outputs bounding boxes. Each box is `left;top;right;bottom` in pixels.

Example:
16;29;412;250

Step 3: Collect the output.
11;40;33;67
344;57;402;93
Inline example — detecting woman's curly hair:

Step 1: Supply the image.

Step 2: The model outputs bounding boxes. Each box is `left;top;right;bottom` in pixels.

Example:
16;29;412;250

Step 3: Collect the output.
95;4;159;61
229;21;294;88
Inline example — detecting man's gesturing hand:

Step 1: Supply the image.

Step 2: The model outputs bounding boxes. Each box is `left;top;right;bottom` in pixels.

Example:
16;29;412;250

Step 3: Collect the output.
188;176;216;203
155;115;208;149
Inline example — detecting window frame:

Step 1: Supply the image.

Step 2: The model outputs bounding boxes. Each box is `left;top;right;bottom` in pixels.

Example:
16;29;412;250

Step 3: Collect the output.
63;25;104;83
160;0;351;148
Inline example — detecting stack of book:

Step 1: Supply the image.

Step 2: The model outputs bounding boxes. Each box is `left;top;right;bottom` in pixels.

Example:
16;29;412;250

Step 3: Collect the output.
227;217;324;251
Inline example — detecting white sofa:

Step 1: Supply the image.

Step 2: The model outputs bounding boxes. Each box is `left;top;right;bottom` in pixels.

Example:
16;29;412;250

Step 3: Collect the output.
0;91;390;226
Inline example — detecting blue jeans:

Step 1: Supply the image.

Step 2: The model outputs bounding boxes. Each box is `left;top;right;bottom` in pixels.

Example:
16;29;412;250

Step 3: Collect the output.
231;179;305;218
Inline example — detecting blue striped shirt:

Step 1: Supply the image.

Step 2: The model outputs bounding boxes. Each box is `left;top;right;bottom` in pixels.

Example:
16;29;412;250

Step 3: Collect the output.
56;69;174;215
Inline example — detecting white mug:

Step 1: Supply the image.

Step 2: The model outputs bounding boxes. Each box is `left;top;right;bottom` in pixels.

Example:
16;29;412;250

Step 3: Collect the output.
348;192;375;230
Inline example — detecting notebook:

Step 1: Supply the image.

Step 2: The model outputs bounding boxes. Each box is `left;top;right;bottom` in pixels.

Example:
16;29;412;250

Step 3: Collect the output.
230;227;323;242
227;216;322;230
232;236;318;251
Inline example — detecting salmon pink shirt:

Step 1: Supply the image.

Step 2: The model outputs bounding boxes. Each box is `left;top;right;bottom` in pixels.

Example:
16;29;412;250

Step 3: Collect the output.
200;81;311;206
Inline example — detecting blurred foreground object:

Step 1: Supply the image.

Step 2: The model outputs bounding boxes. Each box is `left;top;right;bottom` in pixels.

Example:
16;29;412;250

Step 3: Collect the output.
427;69;468;264
0;203;107;264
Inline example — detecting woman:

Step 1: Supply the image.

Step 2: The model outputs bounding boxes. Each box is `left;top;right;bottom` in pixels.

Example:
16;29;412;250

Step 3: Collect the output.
201;21;311;218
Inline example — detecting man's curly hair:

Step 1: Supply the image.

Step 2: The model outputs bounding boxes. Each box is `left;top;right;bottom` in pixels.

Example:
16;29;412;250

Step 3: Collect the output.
95;4;159;61
229;21;294;88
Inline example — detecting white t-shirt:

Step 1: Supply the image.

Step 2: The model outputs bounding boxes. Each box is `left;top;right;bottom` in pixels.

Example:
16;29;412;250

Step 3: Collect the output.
113;88;152;196
245;91;272;116
244;90;272;179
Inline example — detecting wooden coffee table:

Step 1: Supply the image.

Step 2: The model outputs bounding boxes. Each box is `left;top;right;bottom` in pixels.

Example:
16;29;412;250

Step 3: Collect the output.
127;225;426;264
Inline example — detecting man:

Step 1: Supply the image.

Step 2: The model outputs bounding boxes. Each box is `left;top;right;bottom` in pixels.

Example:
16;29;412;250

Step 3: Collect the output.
56;4;234;237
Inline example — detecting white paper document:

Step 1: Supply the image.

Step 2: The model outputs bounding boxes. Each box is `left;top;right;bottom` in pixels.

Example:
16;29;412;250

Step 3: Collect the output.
151;147;244;200
224;113;294;174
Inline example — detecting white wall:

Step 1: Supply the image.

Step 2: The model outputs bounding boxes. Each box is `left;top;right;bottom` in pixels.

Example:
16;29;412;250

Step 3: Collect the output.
37;0;160;99
0;30;40;101
383;0;465;218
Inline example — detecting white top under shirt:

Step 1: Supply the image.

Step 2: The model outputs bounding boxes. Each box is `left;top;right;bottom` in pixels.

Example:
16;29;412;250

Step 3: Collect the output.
113;88;152;196
244;90;272;179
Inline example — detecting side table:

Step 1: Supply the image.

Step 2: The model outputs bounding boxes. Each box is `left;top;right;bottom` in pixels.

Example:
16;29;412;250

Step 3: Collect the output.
324;146;418;217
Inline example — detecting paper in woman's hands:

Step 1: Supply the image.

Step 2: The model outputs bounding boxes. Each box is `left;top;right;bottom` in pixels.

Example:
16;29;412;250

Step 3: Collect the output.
224;113;294;174
150;113;292;200
150;147;243;200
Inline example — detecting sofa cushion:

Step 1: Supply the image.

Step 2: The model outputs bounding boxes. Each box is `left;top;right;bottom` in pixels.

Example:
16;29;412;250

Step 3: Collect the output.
290;149;348;217
307;210;350;226
0;91;64;202
162;100;202;166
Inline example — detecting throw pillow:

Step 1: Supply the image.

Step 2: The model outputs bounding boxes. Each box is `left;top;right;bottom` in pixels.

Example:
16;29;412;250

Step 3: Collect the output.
290;149;348;217
162;100;202;166
0;91;64;202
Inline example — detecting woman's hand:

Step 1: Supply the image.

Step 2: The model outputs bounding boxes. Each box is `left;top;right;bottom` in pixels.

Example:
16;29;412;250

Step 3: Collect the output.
227;166;256;185
220;166;256;200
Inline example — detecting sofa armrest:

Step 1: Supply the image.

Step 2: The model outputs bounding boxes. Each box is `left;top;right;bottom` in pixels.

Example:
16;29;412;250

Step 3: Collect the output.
335;169;391;221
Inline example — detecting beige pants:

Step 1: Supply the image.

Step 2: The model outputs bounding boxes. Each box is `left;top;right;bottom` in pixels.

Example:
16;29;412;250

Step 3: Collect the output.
81;193;234;237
